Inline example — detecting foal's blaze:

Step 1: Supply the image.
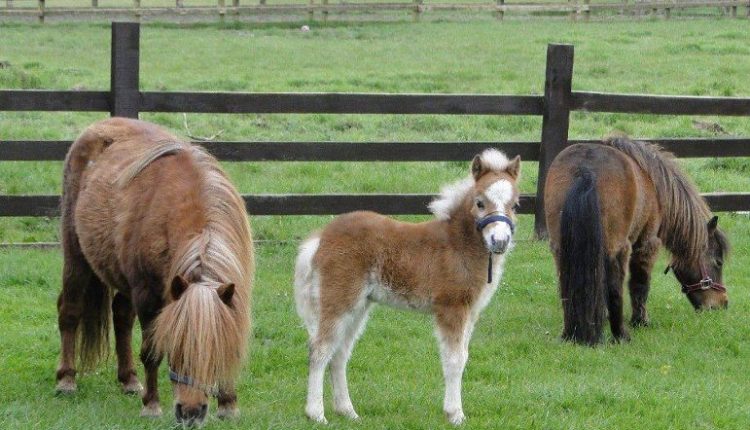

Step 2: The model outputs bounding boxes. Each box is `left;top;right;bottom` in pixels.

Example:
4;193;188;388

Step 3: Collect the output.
545;137;729;346
55;118;253;425
295;149;521;425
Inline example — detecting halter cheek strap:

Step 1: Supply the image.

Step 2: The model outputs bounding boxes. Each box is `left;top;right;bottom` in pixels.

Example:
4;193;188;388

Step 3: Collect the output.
666;263;727;294
169;368;218;395
475;213;516;284
680;264;727;294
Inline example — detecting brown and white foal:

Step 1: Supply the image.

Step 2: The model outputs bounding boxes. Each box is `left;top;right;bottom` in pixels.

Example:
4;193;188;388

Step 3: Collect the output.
294;149;521;425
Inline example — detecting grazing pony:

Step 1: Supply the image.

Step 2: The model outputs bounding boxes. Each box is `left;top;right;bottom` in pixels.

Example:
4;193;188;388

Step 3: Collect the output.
56;118;254;425
294;149;521;425
544;137;729;346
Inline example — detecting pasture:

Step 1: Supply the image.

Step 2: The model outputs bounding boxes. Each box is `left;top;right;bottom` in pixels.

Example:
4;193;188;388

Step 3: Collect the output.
1;20;750;429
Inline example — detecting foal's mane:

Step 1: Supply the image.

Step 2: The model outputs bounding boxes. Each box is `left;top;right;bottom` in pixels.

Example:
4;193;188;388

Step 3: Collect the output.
603;137;712;263
428;149;511;221
120;139;253;386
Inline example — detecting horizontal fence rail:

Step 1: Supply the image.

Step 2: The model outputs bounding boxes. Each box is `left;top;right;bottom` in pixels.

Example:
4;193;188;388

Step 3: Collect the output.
0;23;749;239
4;138;750;162
1;0;747;23
573;92;750;116
2;192;747;217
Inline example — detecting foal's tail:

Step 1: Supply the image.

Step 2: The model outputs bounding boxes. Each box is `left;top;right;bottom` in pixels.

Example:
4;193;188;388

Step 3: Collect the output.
558;168;606;346
294;235;322;339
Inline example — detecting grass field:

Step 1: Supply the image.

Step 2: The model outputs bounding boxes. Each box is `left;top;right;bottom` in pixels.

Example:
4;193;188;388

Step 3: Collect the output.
1;19;749;429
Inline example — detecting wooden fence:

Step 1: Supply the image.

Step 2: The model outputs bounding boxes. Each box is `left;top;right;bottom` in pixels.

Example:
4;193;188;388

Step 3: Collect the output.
1;0;748;23
1;22;749;238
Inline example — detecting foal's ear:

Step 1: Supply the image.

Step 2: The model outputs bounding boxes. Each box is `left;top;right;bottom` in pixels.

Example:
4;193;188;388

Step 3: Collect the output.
471;154;485;180
707;216;719;232
217;283;235;306
170;275;189;301
505;155;521;179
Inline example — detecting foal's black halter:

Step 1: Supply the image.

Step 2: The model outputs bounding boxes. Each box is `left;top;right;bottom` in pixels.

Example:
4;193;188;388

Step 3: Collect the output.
475;213;515;283
169;368;217;395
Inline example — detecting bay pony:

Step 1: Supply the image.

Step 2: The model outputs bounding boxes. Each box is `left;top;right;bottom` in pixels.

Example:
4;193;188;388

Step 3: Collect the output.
56;118;254;425
294;149;521;425
544;137;729;345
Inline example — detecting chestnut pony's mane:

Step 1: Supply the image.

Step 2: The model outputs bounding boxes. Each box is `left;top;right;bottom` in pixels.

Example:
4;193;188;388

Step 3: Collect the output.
120;140;253;386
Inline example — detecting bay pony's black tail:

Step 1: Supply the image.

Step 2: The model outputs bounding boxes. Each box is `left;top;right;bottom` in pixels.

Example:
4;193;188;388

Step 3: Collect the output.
559;168;605;346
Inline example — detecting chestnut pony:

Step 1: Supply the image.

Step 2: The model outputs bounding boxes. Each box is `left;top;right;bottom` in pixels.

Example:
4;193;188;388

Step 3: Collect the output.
544;137;729;346
56;118;254;425
294;149;521;425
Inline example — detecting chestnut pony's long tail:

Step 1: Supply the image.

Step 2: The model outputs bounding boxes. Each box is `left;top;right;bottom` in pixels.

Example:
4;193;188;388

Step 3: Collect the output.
559;168;606;346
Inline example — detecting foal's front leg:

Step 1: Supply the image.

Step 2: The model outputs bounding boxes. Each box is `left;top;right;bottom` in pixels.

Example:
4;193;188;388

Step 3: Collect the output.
434;306;470;425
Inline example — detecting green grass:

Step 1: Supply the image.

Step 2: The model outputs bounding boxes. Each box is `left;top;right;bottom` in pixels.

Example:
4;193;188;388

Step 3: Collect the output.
1;212;749;429
0;20;749;428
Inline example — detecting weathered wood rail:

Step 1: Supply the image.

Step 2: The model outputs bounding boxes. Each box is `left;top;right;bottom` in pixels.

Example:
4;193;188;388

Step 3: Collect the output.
0;0;748;22
1;22;749;238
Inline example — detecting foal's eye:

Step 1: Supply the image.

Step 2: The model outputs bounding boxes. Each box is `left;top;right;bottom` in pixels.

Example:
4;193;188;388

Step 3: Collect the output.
476;200;485;209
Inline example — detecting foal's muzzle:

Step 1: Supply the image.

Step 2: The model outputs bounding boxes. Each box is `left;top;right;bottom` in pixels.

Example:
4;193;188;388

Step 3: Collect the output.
489;234;509;254
476;213;515;254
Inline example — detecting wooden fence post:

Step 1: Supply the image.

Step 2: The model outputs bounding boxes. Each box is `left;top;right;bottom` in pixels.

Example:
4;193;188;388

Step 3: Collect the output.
535;44;574;239
413;0;423;21
110;23;140;119
133;0;141;20
38;0;44;23
219;0;226;23
583;0;590;20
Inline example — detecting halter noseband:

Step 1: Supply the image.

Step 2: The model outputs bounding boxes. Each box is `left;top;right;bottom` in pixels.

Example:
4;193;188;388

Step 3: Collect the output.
679;263;726;294
475;213;515;283
169;368;217;395
475;213;515;235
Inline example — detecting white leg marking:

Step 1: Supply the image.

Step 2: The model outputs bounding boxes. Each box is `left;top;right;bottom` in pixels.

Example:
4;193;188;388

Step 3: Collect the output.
330;303;372;420
435;322;469;425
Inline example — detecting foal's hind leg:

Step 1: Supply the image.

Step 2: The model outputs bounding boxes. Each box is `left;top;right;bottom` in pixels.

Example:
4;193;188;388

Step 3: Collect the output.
605;246;631;342
434;305;470;425
628;237;660;327
112;292;142;394
306;305;361;424
330;302;372;420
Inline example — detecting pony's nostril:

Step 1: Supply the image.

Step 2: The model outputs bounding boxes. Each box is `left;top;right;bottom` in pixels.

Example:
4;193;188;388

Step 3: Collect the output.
200;404;208;418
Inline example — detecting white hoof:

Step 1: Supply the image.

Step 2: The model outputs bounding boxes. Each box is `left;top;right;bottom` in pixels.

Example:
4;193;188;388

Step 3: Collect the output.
216;405;239;419
140;403;162;418
122;380;143;395
446;409;466;425
55;378;77;394
305;406;328;424
334;406;360;420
